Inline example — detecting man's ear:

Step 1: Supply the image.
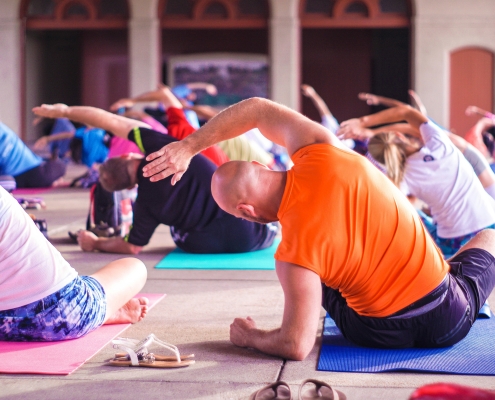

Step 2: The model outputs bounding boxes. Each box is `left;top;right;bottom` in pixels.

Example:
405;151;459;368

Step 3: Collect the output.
237;203;256;217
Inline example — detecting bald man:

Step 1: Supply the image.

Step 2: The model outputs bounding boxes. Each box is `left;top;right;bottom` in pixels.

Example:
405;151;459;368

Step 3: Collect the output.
140;98;495;360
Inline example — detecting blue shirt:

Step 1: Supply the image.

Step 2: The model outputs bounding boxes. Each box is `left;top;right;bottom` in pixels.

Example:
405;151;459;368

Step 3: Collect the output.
74;127;110;167
0;122;42;176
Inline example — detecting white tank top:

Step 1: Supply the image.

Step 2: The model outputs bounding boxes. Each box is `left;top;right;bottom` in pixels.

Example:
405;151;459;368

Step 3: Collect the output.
0;187;77;310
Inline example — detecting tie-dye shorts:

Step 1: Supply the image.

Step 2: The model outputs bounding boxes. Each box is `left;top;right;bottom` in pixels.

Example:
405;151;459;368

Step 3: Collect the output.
0;276;107;341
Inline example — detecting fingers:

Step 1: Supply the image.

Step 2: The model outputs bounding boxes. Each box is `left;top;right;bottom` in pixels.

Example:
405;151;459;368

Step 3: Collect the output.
357;92;369;100
171;171;184;186
145;149;165;163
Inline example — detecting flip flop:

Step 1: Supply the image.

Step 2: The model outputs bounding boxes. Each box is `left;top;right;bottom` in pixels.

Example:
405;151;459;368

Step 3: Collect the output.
298;379;346;400
113;353;195;362
108;357;194;368
112;334;195;361
250;381;292;400
109;334;194;368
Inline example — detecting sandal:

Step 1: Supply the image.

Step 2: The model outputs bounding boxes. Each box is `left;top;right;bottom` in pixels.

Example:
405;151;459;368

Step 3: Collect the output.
298;379;346;400
113;335;195;361
109;334;195;368
250;381;292;400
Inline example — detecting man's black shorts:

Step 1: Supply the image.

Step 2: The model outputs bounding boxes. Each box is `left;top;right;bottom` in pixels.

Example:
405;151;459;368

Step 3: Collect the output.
322;248;495;348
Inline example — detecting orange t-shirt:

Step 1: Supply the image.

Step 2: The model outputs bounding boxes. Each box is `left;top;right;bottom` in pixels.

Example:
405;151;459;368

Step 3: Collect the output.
274;144;449;317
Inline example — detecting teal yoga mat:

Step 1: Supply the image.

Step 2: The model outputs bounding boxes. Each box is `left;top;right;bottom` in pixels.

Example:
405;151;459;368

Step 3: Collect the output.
155;239;280;270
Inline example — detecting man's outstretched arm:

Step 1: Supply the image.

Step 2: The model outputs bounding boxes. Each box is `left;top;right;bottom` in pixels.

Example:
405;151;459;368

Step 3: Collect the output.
78;231;143;255
33;104;150;139
143;97;341;184
230;262;322;360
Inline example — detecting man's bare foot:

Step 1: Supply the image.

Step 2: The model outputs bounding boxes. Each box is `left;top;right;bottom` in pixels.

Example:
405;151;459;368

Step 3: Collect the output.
105;297;149;325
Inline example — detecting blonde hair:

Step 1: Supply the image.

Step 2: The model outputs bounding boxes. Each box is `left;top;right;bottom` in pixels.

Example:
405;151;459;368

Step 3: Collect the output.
368;132;408;187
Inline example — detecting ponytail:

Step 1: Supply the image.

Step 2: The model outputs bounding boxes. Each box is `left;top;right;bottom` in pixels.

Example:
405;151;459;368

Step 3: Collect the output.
368;132;407;187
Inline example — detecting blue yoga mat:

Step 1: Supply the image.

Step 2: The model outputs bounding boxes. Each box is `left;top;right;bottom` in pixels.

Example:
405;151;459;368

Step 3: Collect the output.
318;314;495;375
155;239;279;270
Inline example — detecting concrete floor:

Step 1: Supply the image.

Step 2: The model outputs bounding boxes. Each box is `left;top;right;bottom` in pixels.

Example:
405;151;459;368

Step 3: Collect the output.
1;165;495;400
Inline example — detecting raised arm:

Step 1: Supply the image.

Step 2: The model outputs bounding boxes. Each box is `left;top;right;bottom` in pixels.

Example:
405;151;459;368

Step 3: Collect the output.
32;104;150;139
339;105;428;141
33;130;75;150
408;89;428;116
110;86;183;111
466;105;495;120
230;262;322;360
142;97;340;184
358;92;406;108
185;82;218;96
301;84;333;119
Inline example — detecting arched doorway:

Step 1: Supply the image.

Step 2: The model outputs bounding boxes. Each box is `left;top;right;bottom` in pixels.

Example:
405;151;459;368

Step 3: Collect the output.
20;0;129;141
158;0;269;107
450;47;494;136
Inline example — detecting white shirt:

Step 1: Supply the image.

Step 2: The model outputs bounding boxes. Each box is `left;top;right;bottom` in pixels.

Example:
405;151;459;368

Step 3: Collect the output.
0;187;77;310
404;121;495;238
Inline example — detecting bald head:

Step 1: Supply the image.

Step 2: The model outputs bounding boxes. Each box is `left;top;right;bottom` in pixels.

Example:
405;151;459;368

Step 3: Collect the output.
211;161;254;212
211;161;285;224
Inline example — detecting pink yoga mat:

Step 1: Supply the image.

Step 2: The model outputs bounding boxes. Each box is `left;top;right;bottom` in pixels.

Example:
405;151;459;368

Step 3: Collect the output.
0;293;165;375
12;188;53;195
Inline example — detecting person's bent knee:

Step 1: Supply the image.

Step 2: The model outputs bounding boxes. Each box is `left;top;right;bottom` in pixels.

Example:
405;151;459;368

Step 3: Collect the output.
125;257;147;281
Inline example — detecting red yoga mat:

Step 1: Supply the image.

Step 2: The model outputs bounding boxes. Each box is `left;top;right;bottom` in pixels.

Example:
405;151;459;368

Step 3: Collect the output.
0;293;165;375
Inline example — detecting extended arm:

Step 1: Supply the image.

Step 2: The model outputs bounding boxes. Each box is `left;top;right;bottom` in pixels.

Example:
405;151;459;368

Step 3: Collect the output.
182;103;220;120
143;97;340;183
466;105;495;120
408;90;428;116
32;104;150;139
339;105;428;141
77;231;143;255
185;82;218;96
358;92;406;108
110;86;183;111
230;262;322;360
301;84;333;119
33;130;75;150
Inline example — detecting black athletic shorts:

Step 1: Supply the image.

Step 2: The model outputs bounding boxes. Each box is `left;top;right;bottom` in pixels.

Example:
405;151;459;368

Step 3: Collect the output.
322;248;495;348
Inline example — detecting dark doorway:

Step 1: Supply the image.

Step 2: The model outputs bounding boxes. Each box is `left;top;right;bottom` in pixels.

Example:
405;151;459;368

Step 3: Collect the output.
301;28;410;124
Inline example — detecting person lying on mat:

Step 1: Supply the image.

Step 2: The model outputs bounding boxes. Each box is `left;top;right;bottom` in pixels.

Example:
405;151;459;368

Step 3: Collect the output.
139;97;495;360
110;85;229;167
0;186;148;341
0;121;66;188
32;103;278;255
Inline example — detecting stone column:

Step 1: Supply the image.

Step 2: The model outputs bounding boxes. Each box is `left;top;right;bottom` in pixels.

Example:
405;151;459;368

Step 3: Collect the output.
0;0;22;135
128;0;161;97
269;0;300;111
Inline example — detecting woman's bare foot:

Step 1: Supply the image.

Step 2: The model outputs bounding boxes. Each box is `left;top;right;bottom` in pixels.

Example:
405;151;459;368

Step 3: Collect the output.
105;297;149;325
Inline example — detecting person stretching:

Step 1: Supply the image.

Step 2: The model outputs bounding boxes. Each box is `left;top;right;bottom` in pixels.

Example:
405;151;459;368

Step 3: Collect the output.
0;186;148;341
33;103;278;255
138;97;495;359
342;98;495;258
0;121;66;188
